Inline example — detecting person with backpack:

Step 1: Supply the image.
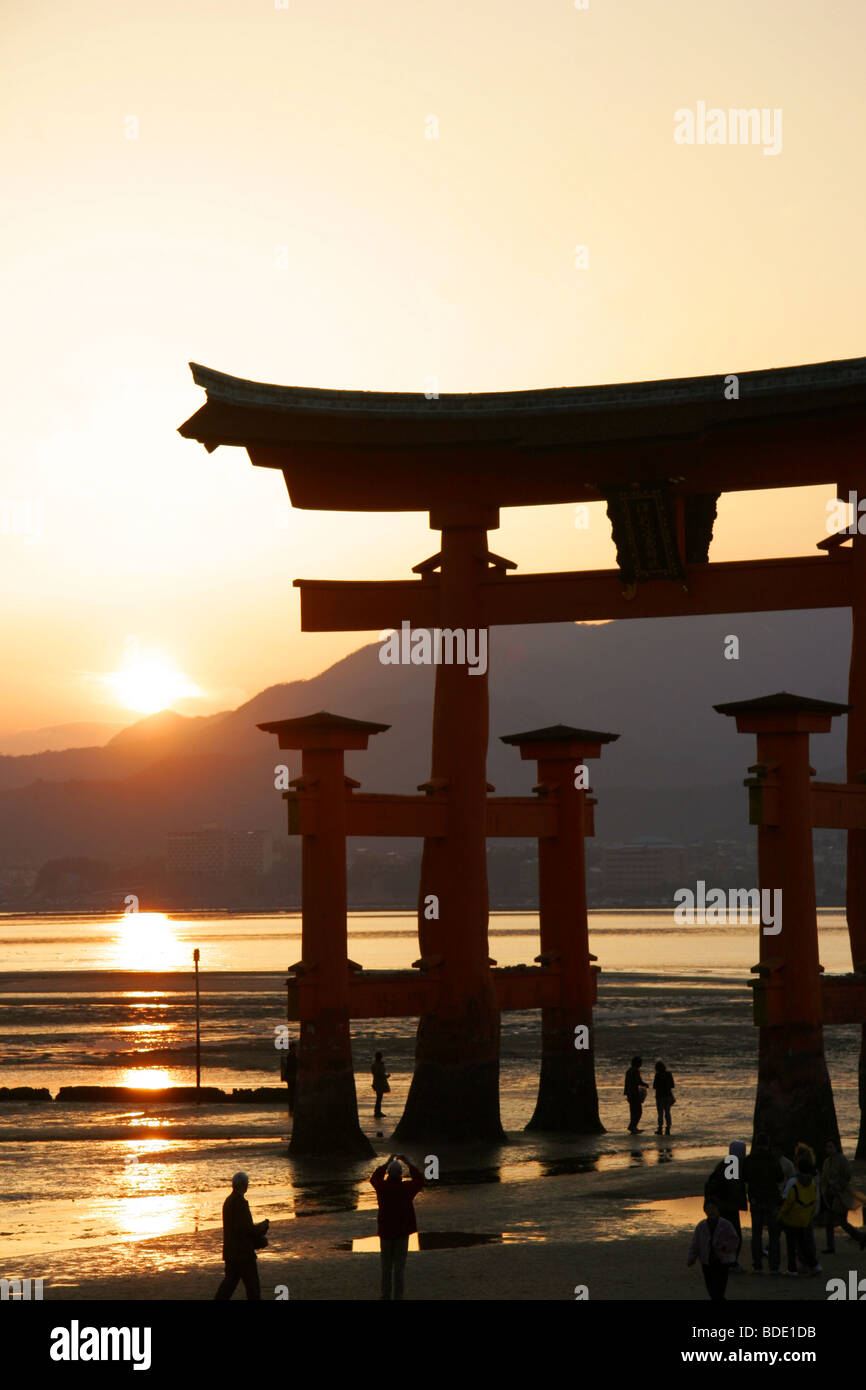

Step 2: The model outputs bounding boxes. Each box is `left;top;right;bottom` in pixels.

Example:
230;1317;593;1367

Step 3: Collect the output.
652;1059;675;1135
624;1055;649;1133
743;1132;784;1273
778;1159;821;1276
704;1140;748;1270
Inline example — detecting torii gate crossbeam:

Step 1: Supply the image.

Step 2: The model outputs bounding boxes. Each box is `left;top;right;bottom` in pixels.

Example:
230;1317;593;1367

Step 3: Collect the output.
294;553;851;631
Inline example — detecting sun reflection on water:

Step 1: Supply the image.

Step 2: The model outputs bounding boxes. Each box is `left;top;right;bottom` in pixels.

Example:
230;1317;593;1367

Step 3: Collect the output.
111;1139;192;1247
120;1068;177;1089
109;912;191;971
117;1022;172;1033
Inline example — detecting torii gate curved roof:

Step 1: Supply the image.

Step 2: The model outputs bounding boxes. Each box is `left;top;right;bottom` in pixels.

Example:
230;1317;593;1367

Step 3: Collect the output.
179;357;866;511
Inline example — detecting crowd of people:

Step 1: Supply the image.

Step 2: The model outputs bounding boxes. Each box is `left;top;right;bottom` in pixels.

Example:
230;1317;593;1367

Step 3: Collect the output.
622;1055;866;1302
688;1134;866;1299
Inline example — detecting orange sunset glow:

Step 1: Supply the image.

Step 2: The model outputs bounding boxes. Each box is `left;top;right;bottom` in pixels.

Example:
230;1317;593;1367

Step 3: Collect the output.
3;0;866;739
105;654;202;715
4;0;866;1332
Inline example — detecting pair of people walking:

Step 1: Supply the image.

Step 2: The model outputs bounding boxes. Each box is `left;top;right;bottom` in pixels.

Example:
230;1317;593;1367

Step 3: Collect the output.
624;1056;675;1134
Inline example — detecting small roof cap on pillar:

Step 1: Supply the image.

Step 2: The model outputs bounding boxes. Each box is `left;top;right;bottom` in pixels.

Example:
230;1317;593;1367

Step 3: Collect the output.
501;723;619;746
714;691;850;717
500;723;619;759
714;690;850;734
258;709;391;750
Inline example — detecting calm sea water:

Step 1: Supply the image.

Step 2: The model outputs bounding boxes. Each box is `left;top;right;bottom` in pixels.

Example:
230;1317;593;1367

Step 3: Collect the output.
0;908;860;1096
0;910;861;1268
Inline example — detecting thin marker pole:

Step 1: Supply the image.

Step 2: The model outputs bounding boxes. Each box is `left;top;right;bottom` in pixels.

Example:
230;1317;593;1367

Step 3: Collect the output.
193;948;201;1100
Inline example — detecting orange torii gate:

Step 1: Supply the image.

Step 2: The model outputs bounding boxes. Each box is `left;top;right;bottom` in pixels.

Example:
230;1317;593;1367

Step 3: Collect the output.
180;355;866;1154
258;711;612;1152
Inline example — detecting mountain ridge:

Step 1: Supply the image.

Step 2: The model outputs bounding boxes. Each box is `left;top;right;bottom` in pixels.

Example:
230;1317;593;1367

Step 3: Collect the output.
0;608;852;863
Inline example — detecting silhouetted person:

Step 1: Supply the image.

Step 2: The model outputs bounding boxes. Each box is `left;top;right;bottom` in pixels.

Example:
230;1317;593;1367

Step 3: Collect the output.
652;1059;675;1135
743;1132;784;1273
215;1171;269;1300
687;1198;738;1300
282;1041;298;1116
821;1139;866;1253
705;1140;747;1269
794;1139;817;1177
370;1155;424;1300
624;1055;648;1133
372;1050;390;1118
778;1159;820;1276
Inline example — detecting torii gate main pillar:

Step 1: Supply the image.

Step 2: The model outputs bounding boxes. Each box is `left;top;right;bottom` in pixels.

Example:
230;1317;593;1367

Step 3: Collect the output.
716;693;842;1155
395;508;504;1142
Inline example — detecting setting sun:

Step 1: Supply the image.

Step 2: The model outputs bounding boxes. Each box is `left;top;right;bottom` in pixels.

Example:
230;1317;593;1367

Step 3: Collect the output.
120;1069;176;1091
107;656;201;714
111;913;191;972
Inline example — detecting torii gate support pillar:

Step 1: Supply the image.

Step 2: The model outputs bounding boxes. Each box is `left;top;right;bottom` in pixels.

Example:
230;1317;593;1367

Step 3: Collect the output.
844;514;866;1156
259;712;389;1158
716;694;842;1156
502;725;617;1133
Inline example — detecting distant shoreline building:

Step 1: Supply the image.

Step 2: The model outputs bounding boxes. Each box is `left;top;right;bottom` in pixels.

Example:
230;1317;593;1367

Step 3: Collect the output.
600;837;689;896
165;825;271;877
0;864;39;906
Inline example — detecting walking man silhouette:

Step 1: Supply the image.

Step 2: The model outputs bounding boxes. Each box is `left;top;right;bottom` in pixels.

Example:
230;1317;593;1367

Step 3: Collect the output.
215;1171;269;1300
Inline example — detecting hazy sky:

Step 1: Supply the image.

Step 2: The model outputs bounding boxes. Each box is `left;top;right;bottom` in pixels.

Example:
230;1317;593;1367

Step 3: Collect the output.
2;0;864;736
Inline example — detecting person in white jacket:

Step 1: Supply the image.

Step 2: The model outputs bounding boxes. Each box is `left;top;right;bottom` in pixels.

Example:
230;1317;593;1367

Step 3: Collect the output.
687;1199;738;1300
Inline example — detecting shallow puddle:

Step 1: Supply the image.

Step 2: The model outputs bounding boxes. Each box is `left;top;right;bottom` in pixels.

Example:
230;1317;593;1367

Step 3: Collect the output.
337;1228;545;1252
415;1144;718;1190
289;1143;721;1219
632;1195;753;1229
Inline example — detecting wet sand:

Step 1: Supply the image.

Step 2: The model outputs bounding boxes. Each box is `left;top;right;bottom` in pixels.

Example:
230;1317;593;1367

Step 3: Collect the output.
4;913;863;1301
26;1150;866;1301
